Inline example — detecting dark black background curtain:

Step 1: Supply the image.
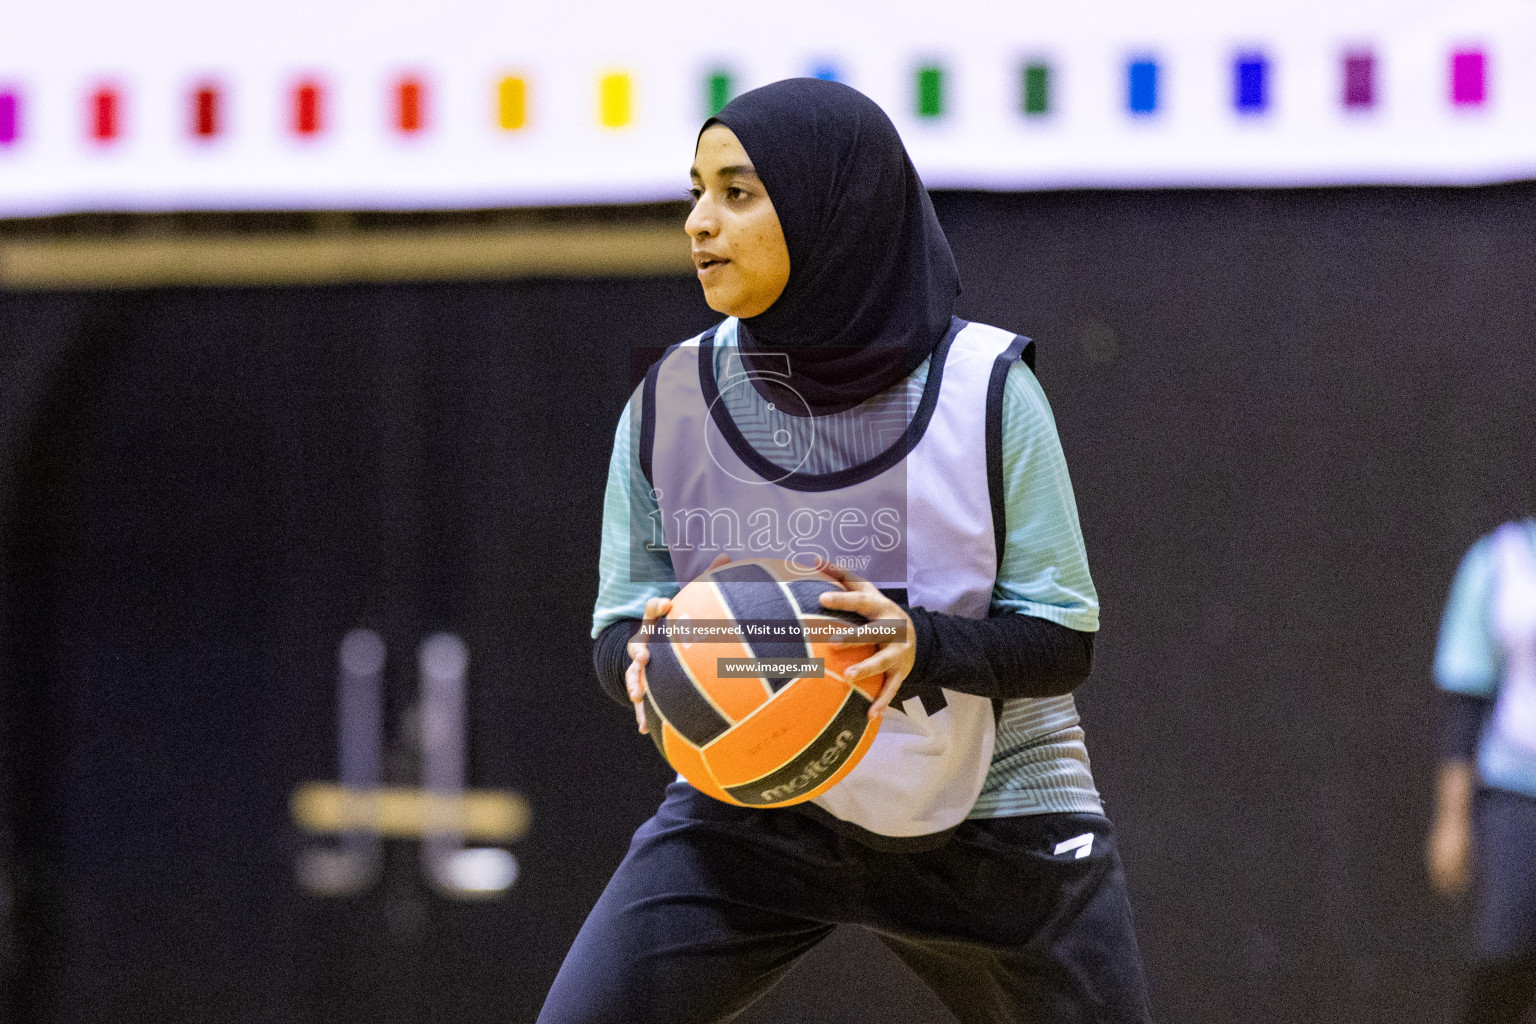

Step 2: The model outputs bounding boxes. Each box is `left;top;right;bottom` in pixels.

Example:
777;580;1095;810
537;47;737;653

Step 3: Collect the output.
2;186;1534;1024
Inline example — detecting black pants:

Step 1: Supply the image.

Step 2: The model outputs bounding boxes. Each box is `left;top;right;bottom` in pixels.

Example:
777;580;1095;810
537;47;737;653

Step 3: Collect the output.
1461;788;1536;1024
538;782;1152;1024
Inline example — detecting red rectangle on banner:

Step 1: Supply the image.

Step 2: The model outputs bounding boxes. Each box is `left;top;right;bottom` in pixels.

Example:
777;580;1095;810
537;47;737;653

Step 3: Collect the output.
91;87;118;141
294;80;323;136
194;84;220;138
397;77;424;133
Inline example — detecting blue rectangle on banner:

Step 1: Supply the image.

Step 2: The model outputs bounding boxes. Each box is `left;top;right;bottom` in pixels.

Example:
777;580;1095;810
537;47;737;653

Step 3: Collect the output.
1236;53;1268;112
1128;59;1158;114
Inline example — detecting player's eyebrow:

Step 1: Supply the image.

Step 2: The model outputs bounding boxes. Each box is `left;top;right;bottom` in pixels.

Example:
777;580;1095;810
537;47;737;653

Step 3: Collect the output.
689;164;760;182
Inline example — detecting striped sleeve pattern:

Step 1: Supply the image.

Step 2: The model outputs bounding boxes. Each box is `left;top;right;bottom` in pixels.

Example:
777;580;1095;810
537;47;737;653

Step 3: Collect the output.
989;360;1099;631
972;696;1101;816
969;359;1104;819
591;387;678;639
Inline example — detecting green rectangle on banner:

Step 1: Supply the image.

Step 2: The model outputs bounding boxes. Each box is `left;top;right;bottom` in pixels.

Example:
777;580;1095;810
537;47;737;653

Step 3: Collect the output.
1023;62;1050;115
916;65;944;118
707;70;733;116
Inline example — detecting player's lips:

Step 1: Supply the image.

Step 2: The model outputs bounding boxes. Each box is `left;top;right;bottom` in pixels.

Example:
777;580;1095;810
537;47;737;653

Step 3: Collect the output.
693;251;729;278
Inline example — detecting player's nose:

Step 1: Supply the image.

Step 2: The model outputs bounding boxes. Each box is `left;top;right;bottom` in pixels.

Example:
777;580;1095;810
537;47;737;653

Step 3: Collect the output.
684;200;718;240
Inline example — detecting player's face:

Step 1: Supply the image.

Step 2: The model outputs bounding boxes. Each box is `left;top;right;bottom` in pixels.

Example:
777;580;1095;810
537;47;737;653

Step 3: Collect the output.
686;124;791;318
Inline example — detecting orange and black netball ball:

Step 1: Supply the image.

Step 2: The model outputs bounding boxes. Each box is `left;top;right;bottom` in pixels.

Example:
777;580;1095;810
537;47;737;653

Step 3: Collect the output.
641;558;883;807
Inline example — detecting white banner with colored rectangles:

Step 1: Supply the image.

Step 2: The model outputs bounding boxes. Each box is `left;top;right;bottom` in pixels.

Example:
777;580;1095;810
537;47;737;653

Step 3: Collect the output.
0;0;1532;215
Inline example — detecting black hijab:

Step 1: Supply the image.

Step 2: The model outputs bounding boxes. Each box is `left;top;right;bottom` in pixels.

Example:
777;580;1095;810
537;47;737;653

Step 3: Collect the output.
706;78;961;412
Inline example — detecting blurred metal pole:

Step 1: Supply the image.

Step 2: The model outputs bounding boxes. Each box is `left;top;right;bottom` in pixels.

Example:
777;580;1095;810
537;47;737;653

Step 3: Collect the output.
297;628;385;895
418;633;517;898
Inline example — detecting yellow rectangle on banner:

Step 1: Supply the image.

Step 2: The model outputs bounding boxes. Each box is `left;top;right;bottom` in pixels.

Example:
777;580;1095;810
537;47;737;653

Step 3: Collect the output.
599;72;631;128
290;783;531;841
498;76;527;131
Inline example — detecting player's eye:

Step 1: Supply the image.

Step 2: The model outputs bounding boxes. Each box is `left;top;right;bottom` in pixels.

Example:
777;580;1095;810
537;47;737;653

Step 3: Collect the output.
687;186;703;205
726;186;749;202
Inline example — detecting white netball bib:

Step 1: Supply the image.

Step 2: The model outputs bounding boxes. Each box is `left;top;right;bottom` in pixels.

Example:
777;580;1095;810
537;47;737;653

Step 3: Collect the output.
1491;522;1536;756
646;318;1027;838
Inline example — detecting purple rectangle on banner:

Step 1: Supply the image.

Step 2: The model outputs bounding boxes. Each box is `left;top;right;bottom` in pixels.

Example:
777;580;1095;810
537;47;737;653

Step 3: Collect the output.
1343;52;1374;108
0;91;17;144
1452;50;1486;106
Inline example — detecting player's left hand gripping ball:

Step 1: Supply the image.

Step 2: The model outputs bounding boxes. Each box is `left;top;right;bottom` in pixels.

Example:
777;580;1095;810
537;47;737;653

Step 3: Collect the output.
815;560;917;719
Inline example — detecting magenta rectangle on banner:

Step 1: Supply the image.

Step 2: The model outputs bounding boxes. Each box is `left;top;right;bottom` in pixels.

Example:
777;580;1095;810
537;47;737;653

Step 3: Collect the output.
0;91;17;144
1451;49;1486;106
1342;51;1374;108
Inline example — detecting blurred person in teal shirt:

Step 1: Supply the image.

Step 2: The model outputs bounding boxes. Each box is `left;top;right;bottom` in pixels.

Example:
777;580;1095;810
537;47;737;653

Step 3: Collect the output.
1428;519;1536;1024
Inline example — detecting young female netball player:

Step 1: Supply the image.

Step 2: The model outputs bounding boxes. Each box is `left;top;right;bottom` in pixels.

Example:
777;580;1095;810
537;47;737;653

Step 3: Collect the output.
1428;519;1536;1024
538;78;1151;1024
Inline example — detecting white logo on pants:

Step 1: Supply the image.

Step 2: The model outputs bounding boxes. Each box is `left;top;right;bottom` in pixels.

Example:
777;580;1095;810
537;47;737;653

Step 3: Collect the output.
1054;832;1095;859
